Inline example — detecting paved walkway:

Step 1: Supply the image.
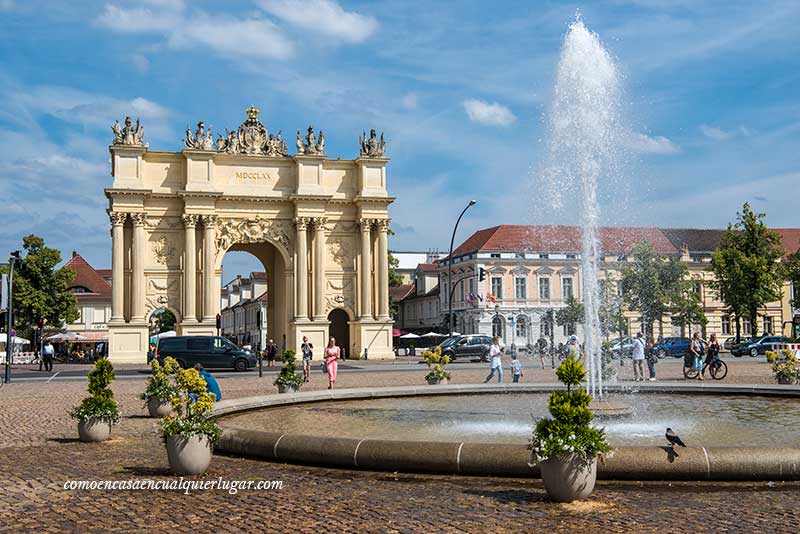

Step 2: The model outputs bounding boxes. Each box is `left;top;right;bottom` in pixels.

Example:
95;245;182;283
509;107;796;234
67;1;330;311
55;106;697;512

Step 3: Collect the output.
0;359;797;533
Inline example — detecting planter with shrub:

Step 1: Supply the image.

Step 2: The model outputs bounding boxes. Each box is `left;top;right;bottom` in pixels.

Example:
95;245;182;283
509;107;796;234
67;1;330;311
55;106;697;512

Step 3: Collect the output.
422;346;451;385
161;366;220;475
68;358;120;442
140;356;179;417
274;350;304;393
528;356;610;502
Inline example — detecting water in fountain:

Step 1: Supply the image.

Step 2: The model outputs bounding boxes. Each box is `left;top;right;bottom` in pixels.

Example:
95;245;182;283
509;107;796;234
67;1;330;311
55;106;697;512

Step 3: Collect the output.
538;16;626;399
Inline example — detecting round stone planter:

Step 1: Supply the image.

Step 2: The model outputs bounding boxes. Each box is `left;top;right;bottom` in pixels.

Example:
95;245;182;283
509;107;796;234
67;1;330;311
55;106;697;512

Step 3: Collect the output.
165;434;213;475
77;417;112;443
146;397;173;418
425;377;449;385
777;376;797;385
277;383;299;394
539;454;598;503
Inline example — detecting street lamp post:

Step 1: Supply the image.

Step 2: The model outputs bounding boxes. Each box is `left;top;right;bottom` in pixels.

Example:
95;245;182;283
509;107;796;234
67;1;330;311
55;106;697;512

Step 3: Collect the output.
4;251;21;384
448;200;476;336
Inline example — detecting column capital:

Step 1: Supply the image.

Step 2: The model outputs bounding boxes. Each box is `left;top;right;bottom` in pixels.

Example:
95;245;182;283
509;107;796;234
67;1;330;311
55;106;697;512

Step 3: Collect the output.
311;217;329;231
358;218;375;232
130;212;147;226
202;214;218;228
294;216;313;231
375;218;390;232
108;211;127;226
182;214;200;228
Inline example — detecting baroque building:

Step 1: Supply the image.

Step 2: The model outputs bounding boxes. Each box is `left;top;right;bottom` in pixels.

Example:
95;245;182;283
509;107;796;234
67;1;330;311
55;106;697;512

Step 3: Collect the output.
105;106;394;362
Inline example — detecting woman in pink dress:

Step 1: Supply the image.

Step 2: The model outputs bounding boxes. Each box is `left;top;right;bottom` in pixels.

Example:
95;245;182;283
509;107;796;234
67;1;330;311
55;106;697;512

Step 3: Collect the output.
324;337;340;389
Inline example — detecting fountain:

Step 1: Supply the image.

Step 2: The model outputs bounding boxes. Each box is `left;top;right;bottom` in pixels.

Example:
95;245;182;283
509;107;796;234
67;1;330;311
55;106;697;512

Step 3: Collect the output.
538;15;626;404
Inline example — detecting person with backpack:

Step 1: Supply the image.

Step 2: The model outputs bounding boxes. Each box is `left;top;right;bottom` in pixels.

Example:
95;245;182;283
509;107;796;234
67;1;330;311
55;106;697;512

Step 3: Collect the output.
301;336;313;383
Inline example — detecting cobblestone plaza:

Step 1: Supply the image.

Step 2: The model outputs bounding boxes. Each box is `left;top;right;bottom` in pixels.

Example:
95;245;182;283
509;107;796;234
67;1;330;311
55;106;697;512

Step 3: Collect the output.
1;360;798;533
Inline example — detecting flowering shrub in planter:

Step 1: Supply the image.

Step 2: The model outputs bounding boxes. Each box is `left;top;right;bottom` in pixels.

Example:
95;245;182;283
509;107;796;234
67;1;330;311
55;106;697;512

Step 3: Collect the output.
274;350;304;393
140;357;179;417
422;346;451;384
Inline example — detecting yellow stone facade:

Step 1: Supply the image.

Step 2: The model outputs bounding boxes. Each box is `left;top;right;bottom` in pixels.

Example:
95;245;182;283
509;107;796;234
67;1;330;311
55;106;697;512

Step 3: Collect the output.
105;109;394;363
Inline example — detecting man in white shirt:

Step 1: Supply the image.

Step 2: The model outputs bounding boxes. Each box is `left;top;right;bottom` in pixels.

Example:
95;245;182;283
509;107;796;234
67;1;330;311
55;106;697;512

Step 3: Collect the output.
631;332;645;381
483;337;504;383
42;342;54;372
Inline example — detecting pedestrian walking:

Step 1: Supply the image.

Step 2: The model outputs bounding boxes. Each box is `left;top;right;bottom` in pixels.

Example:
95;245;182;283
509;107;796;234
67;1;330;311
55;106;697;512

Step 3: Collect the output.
689;332;705;380
646;335;657;381
702;333;720;379
483;336;503;383
631;332;645;381
193;363;222;401
42;341;54;372
510;353;523;383
324;337;340;389
301;336;313;383
265;338;278;367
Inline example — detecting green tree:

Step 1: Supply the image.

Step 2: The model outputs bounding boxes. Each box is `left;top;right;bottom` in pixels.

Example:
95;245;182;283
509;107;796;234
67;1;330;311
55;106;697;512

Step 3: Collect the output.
597;279;626;339
620;241;688;338
781;249;800;310
387;228;403;288
709;203;784;340
555;296;584;335
5;235;78;339
152;309;177;334
670;284;707;337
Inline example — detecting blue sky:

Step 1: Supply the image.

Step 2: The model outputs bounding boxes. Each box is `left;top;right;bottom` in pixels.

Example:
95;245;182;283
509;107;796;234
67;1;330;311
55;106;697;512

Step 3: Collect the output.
1;0;799;280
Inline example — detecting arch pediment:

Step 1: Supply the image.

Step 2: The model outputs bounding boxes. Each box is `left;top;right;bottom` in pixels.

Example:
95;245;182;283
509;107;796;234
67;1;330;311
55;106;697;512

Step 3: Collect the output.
215;216;294;263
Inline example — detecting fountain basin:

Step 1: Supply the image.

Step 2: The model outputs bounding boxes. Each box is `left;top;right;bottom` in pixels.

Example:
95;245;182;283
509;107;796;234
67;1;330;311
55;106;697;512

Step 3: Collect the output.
213;383;800;480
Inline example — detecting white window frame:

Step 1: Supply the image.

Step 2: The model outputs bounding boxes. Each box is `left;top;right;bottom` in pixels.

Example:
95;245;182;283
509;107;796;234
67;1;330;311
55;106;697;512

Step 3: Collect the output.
538;277;551;301
515;277;527;300
561;277;574;300
491;276;503;300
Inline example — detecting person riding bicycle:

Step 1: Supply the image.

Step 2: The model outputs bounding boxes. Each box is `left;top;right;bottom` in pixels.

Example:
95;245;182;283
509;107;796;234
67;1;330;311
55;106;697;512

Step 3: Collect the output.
702;333;721;379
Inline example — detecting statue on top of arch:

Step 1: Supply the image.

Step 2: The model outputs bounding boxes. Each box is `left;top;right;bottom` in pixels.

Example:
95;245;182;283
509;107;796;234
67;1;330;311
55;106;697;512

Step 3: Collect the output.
359;129;387;158
184;121;215;150
111;116;146;146
215;105;288;157
296;126;325;156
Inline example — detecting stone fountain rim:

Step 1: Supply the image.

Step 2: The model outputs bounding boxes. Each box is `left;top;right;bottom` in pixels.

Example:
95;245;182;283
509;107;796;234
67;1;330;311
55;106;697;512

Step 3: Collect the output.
213;382;800;481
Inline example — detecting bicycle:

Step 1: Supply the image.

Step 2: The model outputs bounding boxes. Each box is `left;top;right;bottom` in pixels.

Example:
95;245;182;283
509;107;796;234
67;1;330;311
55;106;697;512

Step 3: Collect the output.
683;353;727;380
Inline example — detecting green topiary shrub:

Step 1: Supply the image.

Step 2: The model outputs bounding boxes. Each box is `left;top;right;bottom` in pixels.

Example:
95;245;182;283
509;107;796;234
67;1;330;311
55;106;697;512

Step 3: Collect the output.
528;354;610;466
140;356;180;404
68;358;120;424
274;350;304;389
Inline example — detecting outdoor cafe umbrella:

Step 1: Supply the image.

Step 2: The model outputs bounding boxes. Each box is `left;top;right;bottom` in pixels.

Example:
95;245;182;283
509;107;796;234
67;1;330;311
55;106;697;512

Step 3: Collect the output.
0;333;30;345
399;333;421;339
421;332;442;337
47;332;88;342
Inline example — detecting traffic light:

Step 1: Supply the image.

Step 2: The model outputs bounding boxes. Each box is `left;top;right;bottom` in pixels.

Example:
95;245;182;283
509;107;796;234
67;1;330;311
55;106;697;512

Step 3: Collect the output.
36;317;44;329
215;313;221;330
479;267;486;282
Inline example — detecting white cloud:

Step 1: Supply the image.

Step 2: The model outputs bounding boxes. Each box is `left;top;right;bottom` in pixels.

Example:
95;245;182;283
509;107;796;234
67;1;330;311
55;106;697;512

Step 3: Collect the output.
628;132;680;154
257;0;378;43
463;99;516;127
700;124;751;141
96;4;293;61
401;93;418;110
130;53;150;73
0;0;15;11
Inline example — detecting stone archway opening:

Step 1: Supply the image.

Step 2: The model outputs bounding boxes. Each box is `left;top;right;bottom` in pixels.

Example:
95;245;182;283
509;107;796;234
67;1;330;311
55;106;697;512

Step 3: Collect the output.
219;241;290;353
327;308;351;360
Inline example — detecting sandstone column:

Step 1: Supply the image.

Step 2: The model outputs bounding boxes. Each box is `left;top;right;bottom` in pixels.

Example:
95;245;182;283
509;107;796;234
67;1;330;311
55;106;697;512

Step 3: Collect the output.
359;219;373;319
109;212;127;323
182;214;199;322
130;212;147;322
313;217;327;320
202;215;218;322
376;219;390;319
295;218;309;320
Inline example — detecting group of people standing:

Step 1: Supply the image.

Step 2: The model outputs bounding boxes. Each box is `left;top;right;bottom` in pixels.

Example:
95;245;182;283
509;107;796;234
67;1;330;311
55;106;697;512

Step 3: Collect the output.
630;332;658;382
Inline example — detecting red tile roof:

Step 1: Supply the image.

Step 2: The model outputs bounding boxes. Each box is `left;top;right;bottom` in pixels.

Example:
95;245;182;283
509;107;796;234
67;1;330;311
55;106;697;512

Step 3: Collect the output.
254;291;268;302
775;229;800;255
448;225;678;258
64;253;112;299
390;284;414;303
417;263;438;272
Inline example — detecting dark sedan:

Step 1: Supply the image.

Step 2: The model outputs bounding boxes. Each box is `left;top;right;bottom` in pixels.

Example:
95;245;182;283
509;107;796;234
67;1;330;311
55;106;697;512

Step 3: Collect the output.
731;336;789;357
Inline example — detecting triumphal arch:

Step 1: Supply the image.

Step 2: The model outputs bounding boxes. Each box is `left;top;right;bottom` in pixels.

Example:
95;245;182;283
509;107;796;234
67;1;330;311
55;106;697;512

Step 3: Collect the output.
105;107;394;362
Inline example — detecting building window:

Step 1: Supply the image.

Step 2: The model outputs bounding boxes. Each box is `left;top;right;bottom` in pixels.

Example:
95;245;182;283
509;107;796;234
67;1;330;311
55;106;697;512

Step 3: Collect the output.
515;252;525;259
491;276;503;300
763;316;773;334
562;278;574;300
468;278;475;299
563;323;576;336
490;253;501;259
693;281;701;296
538;277;551;300
742;318;752;336
721;315;731;335
539;253;549;259
492;316;503;338
515;277;527;300
566;254;577;259
516;317;527;337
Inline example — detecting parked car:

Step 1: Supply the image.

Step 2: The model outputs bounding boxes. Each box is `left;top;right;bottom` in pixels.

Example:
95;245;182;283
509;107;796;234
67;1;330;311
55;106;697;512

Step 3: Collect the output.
438;334;493;361
724;336;753;352
610;336;635;358
156;336;256;371
652;337;692;358
731;336;790;358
